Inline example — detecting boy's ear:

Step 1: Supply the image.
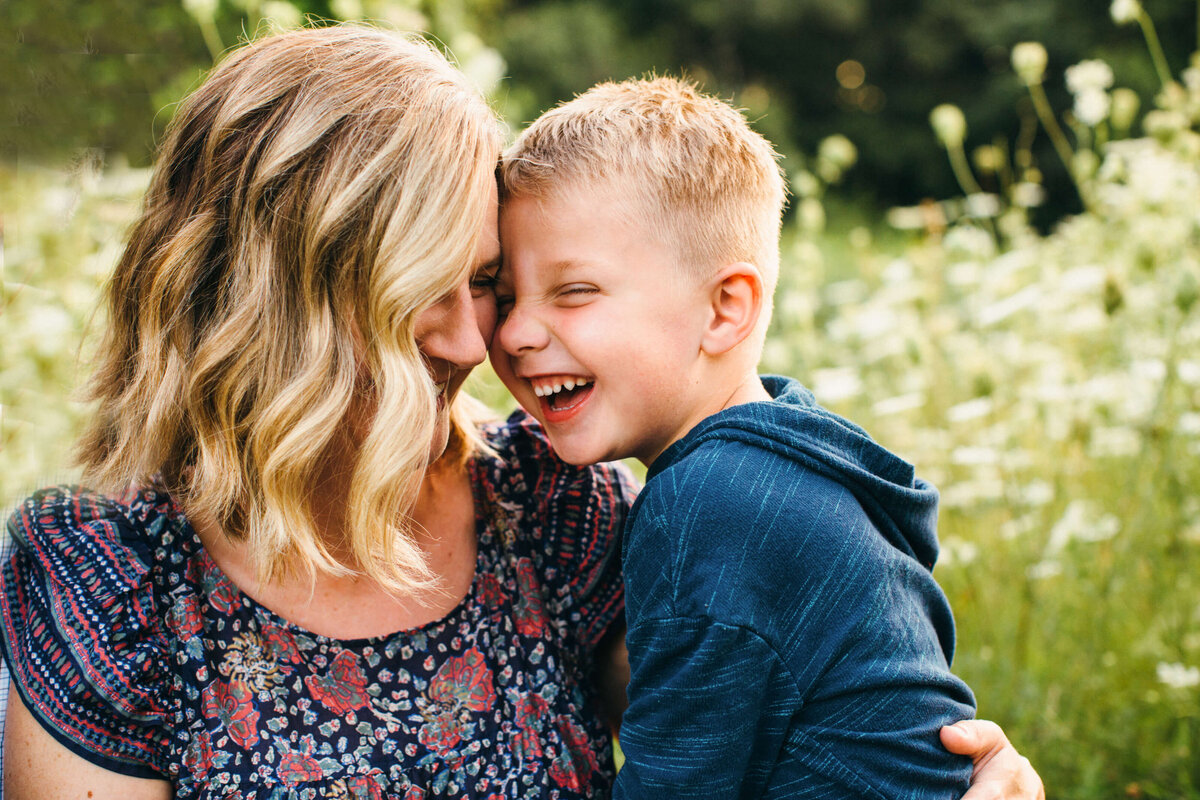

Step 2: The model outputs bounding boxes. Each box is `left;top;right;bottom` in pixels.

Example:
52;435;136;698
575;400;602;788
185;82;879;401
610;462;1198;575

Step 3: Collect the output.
700;262;764;356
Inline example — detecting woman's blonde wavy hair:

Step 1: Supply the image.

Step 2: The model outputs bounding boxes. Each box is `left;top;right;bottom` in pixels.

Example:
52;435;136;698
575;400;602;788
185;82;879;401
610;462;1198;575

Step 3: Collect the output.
76;25;502;594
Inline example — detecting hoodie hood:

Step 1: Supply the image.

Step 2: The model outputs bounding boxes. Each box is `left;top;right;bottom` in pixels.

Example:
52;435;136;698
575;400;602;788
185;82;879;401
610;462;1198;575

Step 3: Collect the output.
647;375;941;569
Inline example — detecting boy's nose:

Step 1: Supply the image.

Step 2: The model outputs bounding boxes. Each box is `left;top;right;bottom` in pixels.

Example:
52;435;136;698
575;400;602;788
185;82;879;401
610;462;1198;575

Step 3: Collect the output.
495;302;550;356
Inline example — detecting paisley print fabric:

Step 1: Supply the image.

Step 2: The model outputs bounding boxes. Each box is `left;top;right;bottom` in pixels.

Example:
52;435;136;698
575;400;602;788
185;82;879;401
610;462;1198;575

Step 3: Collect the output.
0;413;635;799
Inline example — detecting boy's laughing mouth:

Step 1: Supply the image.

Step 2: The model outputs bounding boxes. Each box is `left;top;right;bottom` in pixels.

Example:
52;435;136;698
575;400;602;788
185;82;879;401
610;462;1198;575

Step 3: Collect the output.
528;374;594;421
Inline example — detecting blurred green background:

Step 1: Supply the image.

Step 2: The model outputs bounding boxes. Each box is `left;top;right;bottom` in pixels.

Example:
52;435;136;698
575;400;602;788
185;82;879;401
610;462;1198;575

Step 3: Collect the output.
4;0;1200;796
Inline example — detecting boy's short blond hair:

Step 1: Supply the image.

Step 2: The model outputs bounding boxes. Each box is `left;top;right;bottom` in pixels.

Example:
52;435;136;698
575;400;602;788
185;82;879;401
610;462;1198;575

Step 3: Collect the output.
501;76;787;292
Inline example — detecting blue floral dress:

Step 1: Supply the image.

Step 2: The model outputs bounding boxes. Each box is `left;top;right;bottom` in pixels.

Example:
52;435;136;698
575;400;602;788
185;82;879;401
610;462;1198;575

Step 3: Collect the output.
0;413;636;799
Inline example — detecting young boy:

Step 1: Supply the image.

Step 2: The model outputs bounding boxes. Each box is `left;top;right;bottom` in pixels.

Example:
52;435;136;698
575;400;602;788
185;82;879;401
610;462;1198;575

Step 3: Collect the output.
490;78;976;798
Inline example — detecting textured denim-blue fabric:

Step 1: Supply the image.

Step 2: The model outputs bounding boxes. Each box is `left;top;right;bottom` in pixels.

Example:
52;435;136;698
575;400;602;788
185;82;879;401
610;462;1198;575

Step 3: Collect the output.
612;375;976;800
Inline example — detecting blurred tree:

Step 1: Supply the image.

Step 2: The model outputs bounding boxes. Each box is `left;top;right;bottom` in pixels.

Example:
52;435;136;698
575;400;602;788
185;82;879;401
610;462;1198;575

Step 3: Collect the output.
1;0;211;163
489;0;1196;219
4;0;1195;218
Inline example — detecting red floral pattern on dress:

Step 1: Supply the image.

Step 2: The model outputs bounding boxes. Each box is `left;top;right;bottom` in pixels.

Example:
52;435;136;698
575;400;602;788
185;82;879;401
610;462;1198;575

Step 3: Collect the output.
181;728;213;779
428;648;496;712
279;749;324;784
418;709;464;757
514;557;550;637
345;773;386;800
260;620;302;666
304;649;370;715
476;572;507;608
201;679;260;749
547;714;601;792
167;592;203;641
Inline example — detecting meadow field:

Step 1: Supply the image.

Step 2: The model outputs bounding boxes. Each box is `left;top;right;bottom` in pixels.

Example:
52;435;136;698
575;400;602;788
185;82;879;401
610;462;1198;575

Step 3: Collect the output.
4;4;1200;796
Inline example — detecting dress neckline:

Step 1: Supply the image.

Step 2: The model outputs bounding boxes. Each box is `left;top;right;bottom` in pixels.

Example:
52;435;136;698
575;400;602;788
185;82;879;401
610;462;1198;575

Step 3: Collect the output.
162;456;494;647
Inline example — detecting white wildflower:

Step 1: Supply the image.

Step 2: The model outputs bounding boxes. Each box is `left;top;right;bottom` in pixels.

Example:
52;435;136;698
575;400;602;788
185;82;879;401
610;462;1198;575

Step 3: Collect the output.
1046;500;1120;555
1027;560;1063;580
824;279;868;306
1012;42;1048;86
1178;412;1200;436
182;0;218;22
262;1;304;29
329;0;364;19
1156;662;1200;689
1066;60;1115;94
947;397;994;423
944;225;995;259
1011;181;1046;208
24;305;76;358
811;367;862;404
872;393;925;417
1057;264;1107;295
460;47;507;96
881;259;915;285
978;285;1042;327
1073;89;1111;126
1021;480;1056;507
1110;87;1141;129
930;104;967;148
940;479;1006;508
939;538;980;567
819;135;858;170
886;206;928;230
951;446;1002;466
1088;426;1141;457
1001;514;1038;539
965;192;1002;219
1110;0;1141;25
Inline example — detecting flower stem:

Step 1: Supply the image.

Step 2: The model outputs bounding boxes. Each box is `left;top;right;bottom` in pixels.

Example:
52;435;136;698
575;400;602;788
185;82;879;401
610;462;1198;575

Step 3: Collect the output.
198;18;225;62
1026;82;1089;208
1137;9;1173;88
948;143;984;196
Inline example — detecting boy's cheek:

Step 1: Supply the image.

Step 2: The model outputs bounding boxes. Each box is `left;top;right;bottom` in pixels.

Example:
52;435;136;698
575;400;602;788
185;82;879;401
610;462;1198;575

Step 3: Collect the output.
487;348;536;412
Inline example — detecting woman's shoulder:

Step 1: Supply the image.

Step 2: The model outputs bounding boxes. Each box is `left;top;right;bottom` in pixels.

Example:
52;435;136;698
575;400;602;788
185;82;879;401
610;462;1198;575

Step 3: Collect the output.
4;484;176;592
1;484;173;777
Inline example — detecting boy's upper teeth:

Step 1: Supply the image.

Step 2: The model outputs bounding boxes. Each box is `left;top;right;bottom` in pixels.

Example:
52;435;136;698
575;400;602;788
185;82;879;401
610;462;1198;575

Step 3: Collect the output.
532;376;592;397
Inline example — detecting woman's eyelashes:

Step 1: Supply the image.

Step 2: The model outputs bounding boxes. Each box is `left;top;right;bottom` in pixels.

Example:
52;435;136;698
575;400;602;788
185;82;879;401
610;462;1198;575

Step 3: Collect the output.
470;267;501;296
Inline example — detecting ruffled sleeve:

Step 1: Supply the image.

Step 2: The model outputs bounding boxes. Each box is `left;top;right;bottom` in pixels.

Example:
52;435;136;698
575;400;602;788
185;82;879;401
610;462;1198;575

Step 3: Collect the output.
0;486;170;778
481;411;640;651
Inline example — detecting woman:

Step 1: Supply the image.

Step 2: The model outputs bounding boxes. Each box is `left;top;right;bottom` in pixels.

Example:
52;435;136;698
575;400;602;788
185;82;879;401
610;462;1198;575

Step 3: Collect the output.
0;25;1040;799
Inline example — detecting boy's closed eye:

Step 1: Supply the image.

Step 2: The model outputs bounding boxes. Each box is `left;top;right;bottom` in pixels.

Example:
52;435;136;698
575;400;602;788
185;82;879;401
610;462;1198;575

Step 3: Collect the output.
556;284;600;306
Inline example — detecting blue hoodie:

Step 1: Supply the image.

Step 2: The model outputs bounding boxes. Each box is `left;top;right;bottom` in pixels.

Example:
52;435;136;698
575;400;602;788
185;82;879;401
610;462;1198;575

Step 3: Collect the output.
613;375;976;800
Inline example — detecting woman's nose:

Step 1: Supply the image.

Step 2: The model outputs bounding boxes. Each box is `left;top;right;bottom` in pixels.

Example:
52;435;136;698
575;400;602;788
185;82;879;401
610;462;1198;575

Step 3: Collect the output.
417;284;488;369
495;300;550;356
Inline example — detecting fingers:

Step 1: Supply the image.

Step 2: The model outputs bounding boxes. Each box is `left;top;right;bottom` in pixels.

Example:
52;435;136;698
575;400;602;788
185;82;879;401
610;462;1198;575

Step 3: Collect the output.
941;719;1045;800
941;718;1009;760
